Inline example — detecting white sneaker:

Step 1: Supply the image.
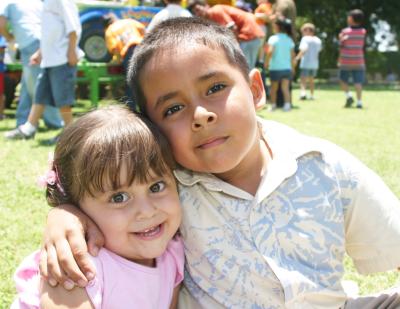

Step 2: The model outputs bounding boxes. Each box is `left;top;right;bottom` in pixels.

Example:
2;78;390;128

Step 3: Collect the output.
283;102;291;111
268;104;277;112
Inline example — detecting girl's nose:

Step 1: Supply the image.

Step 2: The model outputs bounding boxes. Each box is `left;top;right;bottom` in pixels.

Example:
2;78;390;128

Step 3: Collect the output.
135;200;157;221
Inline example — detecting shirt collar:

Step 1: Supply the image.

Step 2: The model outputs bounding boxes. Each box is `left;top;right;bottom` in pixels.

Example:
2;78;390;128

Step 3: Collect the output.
174;118;323;200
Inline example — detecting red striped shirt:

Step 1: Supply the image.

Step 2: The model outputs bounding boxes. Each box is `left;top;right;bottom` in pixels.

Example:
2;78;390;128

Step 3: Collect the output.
338;27;366;69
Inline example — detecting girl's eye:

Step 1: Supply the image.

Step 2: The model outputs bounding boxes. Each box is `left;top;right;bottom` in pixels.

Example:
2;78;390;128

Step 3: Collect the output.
149;181;166;193
207;83;226;95
164;105;183;117
110;192;130;204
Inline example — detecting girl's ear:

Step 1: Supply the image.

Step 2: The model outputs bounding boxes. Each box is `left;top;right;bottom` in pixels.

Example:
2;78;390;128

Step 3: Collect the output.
249;68;266;111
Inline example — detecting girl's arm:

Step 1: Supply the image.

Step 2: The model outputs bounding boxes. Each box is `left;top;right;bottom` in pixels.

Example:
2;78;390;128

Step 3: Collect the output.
265;45;274;68
40;204;105;289
40;280;94;309
291;48;296;71
169;284;181;309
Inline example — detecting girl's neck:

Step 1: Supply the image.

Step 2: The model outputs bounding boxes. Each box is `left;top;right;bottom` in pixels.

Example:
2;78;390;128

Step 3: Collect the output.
130;257;156;268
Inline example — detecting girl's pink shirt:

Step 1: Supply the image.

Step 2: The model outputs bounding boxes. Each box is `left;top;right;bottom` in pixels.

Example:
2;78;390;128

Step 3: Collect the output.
12;237;185;309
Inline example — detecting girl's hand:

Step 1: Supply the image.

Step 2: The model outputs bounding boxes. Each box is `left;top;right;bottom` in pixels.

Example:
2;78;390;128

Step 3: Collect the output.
39;204;105;290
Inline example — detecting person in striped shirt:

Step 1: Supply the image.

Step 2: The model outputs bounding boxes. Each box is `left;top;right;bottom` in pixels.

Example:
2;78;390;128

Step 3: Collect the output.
338;9;366;109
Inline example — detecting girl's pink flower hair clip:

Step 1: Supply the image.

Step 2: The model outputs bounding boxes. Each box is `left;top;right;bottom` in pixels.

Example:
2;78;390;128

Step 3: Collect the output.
37;152;66;196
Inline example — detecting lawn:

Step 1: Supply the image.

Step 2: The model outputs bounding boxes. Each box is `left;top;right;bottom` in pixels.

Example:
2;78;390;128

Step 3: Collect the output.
1;85;399;306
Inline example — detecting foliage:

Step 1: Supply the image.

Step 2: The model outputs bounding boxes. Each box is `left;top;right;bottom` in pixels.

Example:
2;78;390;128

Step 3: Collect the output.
296;0;400;71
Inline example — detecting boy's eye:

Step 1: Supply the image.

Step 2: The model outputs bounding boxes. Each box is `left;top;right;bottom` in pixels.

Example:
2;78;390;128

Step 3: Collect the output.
164;104;183;117
207;83;226;95
110;192;130;203
149;181;166;193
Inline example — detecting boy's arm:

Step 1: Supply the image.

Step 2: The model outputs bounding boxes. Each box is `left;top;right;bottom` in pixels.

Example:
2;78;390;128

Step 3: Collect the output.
294;49;305;66
169;284;181;309
0;16;14;41
67;31;78;66
40;204;105;289
40;280;94;309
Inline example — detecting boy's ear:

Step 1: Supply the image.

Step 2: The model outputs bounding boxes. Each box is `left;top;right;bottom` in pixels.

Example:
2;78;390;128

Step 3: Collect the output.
249;68;266;111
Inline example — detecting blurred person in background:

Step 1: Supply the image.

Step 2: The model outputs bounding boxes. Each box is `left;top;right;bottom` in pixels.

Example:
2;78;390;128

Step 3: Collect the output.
0;0;63;129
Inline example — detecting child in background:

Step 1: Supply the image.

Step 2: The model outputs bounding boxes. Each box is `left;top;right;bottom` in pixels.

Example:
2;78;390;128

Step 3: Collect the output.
39;18;400;308
12;105;184;309
266;16;295;111
104;14;145;110
146;0;192;33
5;0;83;144
0;35;6;120
338;9;366;109
295;22;321;100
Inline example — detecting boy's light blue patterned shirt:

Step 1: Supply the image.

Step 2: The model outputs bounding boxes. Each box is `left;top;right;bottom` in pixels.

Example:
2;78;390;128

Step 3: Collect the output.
176;119;400;309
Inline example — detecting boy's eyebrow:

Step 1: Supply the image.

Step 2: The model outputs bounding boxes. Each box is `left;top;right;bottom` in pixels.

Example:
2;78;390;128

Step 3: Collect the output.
155;71;220;109
155;91;179;109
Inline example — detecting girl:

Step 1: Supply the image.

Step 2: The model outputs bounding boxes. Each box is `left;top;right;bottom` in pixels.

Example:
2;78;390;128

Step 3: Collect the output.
265;16;295;111
12;105;184;309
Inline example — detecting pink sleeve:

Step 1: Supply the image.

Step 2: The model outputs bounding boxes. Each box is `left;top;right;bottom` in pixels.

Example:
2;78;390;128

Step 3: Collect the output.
167;236;185;287
84;253;104;309
12;251;41;309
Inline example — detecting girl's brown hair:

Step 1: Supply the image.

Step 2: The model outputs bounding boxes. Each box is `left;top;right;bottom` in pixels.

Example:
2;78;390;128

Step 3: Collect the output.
46;105;175;207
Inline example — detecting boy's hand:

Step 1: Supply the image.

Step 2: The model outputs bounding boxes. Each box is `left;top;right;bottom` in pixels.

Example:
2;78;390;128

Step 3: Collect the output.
67;49;78;66
30;50;41;66
40;204;105;290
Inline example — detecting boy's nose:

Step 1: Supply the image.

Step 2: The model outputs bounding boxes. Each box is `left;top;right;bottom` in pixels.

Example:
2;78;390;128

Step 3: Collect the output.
192;106;217;130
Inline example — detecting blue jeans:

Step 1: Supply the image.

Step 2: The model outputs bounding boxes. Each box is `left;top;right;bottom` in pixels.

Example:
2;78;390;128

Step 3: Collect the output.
239;38;263;70
16;40;63;128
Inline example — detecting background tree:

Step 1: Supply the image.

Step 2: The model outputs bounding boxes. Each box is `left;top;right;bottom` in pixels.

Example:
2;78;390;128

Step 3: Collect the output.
296;0;400;75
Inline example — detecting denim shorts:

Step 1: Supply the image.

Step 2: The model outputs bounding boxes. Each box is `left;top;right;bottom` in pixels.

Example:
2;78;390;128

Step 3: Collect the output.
339;69;365;84
300;68;317;77
269;70;292;81
35;64;77;107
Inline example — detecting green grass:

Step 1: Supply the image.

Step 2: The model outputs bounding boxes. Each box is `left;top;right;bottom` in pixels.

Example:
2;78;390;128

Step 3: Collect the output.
1;86;399;306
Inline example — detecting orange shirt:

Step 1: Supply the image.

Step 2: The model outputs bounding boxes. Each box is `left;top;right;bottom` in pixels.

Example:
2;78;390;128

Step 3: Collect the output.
105;19;145;59
255;2;273;26
206;5;264;41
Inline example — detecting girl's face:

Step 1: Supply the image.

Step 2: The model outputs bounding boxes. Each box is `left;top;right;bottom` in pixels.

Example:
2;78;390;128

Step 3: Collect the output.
80;167;181;266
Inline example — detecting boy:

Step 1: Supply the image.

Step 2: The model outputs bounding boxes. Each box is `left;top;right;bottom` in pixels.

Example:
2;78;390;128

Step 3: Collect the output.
338;9;366;109
295;23;322;100
5;0;83;144
39;18;400;308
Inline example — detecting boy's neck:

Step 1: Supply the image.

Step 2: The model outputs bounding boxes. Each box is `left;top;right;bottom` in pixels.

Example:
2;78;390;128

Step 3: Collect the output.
214;136;271;196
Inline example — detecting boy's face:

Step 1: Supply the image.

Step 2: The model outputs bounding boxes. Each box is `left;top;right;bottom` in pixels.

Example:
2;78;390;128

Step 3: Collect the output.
139;44;265;178
347;16;354;26
301;28;310;36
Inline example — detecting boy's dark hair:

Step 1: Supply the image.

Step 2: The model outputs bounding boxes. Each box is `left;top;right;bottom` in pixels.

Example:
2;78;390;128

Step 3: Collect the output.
275;16;293;37
127;17;250;116
348;9;364;25
187;0;207;13
47;105;175;207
